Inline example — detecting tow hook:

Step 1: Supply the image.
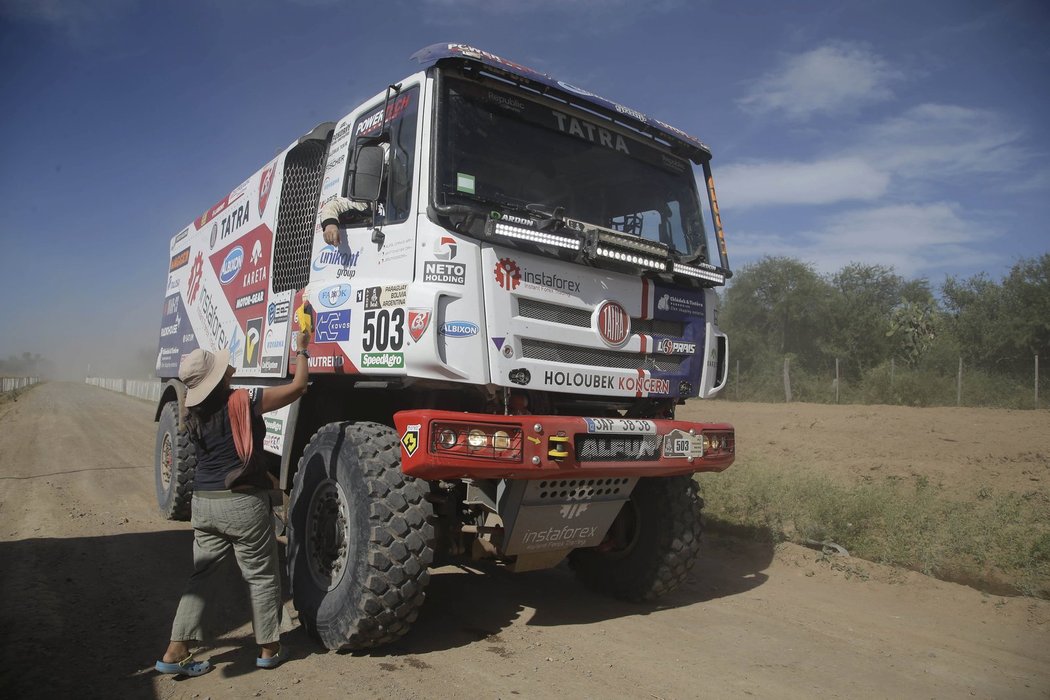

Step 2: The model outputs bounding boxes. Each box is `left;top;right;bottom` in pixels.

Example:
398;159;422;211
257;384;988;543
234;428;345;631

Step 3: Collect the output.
547;434;570;461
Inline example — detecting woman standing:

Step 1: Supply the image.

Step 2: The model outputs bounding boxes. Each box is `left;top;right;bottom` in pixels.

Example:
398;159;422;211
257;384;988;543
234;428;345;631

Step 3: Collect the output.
155;328;311;676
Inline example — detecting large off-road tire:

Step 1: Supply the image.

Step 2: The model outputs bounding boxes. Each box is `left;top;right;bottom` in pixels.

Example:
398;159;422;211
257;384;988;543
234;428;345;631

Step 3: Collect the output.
287;421;434;650
569;475;703;601
154;401;196;521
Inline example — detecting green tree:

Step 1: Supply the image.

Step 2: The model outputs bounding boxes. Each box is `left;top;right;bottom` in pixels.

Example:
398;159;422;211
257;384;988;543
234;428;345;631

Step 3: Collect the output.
942;254;1050;375
825;263;904;378
721;257;833;372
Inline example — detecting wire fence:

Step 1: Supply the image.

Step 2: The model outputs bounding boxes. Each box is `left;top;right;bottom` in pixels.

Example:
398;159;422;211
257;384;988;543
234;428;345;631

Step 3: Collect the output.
1;376;40;393
86;377;163;402
725;354;1045;409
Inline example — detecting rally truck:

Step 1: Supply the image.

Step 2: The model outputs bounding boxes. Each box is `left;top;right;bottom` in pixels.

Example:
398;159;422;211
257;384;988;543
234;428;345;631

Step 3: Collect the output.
153;43;734;650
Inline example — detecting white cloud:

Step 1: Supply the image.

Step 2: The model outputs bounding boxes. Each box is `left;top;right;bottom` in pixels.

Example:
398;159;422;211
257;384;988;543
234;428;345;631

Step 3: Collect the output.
738;42;902;120
714;157;890;209
851;103;1029;180
732;203;994;278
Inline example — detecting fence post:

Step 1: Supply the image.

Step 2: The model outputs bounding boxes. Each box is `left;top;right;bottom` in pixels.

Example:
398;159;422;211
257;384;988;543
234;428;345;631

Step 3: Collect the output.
783;357;792;403
957;356;963;407
835;358;840;404
890;357;895;387
1036;354;1040;409
735;360;740;401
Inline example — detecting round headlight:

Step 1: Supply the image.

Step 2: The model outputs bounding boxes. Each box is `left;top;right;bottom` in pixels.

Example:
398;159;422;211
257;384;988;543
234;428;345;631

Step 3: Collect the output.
467;429;487;450
436;429;458;450
492;430;511;450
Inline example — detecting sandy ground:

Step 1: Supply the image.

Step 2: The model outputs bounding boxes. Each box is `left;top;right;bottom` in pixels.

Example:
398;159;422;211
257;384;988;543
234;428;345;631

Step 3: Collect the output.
0;382;1047;699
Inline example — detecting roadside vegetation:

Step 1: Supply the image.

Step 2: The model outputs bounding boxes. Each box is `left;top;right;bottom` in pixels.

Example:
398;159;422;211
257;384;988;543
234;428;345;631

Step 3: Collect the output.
697;463;1050;599
720;254;1050;408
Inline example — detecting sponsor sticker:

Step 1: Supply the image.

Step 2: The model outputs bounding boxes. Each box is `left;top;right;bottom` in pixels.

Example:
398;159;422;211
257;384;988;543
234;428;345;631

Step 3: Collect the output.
172;227;190;248
187;252;204;304
260;356;282;373
655;288;705;316
361;352;405;369
169;248;190;272
359;284;407;310
423;261;466;285
439;321;479;338
307;354;345;368
244;318;263;368
401;424;420;456
494;258;521;290
656;338;697;354
219;246;244;285
315;310;352;342
258;159;278;217
435;235;458;260
542;371;670;395
263;415;284;451
312;245;360;278
408;309;432;343
235;290;265;310
523;266;581;293
268;300;289;325
318;283;353;309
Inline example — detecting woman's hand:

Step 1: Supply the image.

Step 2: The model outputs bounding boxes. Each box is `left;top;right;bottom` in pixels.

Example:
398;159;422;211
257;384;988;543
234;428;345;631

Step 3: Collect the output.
297;330;310;353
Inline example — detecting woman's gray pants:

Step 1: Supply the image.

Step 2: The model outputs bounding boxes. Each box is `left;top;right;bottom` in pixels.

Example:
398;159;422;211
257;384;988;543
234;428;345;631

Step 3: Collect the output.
170;490;281;645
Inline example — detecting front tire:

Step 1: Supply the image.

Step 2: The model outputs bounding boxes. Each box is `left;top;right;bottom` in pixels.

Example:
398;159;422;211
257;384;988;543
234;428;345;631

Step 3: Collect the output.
569;475;703;601
287;421;434;650
154;401;196;521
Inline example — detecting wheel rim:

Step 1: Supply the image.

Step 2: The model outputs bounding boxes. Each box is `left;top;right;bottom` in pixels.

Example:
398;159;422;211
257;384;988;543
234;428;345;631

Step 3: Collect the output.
305;479;350;591
160;431;174;491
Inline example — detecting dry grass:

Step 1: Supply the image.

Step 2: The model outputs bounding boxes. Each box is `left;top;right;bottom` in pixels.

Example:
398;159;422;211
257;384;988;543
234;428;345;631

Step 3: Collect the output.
697;463;1050;598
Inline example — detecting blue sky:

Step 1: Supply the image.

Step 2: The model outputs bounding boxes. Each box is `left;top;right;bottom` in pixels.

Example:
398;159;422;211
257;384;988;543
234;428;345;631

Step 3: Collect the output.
1;0;1047;377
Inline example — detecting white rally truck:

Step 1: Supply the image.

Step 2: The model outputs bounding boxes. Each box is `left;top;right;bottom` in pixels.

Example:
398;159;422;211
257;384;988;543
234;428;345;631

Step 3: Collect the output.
154;44;735;650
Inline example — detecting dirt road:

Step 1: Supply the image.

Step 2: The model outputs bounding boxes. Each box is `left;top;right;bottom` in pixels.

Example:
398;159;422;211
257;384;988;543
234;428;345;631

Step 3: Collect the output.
1;383;1047;699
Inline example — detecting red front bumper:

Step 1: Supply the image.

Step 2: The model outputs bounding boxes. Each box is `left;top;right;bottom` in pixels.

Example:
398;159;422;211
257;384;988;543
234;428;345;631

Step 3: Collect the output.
392;410;734;481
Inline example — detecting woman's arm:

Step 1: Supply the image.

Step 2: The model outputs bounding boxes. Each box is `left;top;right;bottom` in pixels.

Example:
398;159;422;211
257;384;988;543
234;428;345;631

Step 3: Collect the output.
260;330;310;413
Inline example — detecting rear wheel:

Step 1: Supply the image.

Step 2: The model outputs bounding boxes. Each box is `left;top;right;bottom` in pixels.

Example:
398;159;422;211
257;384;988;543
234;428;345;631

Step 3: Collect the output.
569;475;702;601
287;421;434;650
154;401;196;521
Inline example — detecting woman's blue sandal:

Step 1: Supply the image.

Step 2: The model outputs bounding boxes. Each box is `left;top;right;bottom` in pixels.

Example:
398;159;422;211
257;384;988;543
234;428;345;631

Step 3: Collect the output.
155;654;212;677
256;646;285;669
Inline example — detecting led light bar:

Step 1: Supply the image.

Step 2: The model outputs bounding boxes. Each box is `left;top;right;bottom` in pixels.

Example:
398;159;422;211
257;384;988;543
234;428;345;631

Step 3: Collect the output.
673;262;725;284
594;231;668;256
564;217;671;257
491;222;582;250
597;246;667;270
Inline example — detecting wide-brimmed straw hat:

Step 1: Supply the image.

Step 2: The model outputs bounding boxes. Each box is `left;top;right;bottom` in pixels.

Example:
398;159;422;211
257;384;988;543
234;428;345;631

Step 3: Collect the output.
179;348;231;407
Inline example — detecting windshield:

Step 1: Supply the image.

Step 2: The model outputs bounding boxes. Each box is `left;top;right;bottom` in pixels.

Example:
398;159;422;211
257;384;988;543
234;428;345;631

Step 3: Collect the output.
434;76;709;260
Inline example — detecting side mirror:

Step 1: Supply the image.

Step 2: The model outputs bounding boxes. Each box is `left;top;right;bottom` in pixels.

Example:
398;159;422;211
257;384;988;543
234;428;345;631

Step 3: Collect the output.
349;145;384;202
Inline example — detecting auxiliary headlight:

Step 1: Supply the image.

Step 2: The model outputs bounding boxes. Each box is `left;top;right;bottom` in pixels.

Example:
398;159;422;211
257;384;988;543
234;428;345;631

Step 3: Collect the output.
466;429;488;450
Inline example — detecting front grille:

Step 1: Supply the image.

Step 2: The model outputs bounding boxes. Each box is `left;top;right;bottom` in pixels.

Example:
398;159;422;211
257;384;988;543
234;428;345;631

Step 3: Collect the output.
633;318;685;337
273;140;328;293
516;298;686;338
576;435;662;462
516;298;590;327
521;338;685;372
